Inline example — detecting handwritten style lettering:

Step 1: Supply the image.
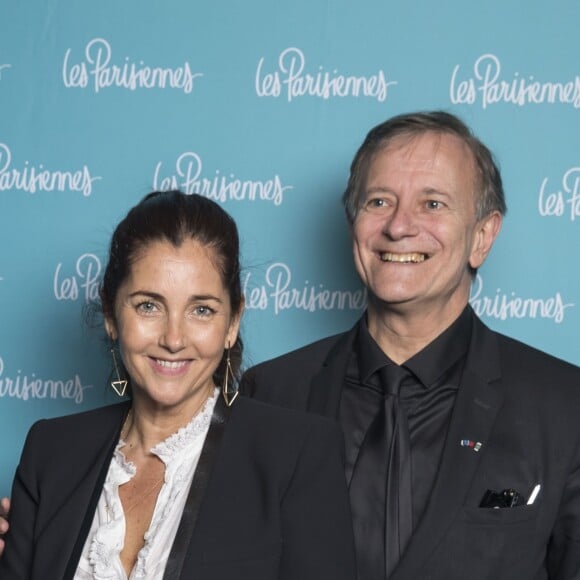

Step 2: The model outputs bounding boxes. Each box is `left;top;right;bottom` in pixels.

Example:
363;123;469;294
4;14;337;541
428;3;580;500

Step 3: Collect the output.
538;167;580;221
255;47;397;103
62;38;203;94
153;152;292;206
0;356;92;404
0;143;100;196
0;63;11;80
53;253;102;302
243;262;367;314
470;275;574;323
450;54;580;109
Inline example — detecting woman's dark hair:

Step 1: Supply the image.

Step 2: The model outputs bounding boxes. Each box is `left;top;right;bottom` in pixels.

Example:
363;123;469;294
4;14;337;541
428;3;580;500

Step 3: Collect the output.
101;190;244;387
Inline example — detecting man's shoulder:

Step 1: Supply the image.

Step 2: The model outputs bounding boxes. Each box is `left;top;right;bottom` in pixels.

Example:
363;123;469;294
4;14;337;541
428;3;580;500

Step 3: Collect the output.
246;332;348;375
485;325;580;402
240;330;351;405
234;395;340;438
253;331;348;370
494;328;579;375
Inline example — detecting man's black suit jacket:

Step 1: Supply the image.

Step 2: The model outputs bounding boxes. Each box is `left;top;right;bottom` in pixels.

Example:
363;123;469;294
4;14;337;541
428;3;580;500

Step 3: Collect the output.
242;310;580;579
0;396;356;580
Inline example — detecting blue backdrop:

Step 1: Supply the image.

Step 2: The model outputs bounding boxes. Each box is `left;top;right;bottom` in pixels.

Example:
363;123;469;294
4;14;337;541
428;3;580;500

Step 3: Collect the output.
1;0;579;496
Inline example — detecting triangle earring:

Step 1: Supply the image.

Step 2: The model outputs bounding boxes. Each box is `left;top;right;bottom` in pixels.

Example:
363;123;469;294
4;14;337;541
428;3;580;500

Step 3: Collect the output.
111;379;128;398
222;344;238;407
110;345;128;398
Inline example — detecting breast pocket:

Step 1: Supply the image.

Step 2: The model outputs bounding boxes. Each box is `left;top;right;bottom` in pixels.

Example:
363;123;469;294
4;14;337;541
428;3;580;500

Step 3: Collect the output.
460;504;539;525
440;504;541;569
421;505;542;579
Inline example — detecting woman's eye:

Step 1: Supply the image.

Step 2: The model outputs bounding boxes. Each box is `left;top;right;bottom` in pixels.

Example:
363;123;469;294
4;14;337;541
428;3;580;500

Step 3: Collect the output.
137;301;157;313
194;305;214;317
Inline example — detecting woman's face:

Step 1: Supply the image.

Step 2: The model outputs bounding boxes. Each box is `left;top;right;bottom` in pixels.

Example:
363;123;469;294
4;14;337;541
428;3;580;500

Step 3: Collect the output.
105;238;241;415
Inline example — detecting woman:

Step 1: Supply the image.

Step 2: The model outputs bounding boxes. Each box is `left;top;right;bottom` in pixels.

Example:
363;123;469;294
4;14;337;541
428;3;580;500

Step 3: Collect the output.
0;191;355;579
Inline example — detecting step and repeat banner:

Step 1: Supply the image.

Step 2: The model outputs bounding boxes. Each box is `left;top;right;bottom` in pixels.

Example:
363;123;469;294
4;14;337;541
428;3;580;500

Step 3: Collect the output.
1;0;579;495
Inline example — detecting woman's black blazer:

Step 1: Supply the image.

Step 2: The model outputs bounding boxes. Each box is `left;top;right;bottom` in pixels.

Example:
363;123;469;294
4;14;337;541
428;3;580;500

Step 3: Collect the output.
0;395;356;580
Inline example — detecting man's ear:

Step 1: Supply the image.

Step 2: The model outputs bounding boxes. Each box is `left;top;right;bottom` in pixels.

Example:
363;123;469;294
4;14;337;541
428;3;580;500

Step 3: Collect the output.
347;218;355;238
469;210;502;270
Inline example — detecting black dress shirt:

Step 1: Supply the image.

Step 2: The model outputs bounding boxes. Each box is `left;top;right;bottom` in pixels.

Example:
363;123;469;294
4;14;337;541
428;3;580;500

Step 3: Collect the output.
340;306;473;532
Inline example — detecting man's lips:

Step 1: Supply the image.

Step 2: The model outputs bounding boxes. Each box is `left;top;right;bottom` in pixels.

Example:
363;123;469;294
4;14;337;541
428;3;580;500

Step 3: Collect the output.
379;252;427;263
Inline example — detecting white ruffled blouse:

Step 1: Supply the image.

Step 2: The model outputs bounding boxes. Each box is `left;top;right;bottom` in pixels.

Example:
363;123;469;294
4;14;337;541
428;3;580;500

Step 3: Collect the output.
74;389;218;580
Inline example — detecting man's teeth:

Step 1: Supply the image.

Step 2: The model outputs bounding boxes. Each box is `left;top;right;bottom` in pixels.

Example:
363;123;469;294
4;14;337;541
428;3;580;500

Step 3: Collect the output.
156;359;187;369
380;252;426;263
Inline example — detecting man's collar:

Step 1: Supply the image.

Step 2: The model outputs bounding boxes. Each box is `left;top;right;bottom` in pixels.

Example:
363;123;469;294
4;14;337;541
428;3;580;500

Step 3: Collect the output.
405;305;473;387
357;305;473;387
356;314;394;384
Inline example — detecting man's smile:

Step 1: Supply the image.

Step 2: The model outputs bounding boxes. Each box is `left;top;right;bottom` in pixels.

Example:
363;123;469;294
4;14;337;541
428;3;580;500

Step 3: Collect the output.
379;252;428;263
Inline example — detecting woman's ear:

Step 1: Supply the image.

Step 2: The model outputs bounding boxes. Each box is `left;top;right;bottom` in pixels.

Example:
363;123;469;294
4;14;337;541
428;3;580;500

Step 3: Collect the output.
104;315;118;342
226;297;245;347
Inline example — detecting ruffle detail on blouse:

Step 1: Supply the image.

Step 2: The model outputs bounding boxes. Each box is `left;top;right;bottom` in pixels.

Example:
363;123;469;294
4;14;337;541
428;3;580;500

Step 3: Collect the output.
84;389;219;579
86;445;132;578
132;389;219;577
152;388;218;460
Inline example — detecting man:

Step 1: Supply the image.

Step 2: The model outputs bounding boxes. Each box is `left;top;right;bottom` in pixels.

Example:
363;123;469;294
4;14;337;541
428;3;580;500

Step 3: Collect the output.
2;112;580;578
242;112;580;579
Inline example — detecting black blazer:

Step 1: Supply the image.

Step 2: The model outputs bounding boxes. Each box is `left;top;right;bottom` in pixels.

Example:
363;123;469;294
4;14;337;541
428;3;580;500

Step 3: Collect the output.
0;396;356;580
242;309;580;579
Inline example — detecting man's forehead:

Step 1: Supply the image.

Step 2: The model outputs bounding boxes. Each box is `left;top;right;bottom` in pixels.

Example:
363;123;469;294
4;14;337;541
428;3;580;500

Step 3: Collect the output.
377;131;472;162
365;131;477;183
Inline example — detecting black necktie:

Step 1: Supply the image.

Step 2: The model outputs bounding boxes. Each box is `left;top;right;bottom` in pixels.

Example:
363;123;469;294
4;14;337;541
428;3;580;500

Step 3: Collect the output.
349;363;413;579
380;364;413;577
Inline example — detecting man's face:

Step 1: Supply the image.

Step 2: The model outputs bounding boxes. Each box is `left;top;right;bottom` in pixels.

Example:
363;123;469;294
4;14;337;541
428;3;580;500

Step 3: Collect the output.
352;131;499;321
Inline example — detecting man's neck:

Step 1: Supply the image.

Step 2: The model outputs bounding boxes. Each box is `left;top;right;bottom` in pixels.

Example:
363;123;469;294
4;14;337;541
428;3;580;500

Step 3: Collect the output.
366;301;469;364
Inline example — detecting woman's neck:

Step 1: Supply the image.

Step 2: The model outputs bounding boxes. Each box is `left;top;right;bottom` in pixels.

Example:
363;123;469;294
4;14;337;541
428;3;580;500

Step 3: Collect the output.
122;386;215;455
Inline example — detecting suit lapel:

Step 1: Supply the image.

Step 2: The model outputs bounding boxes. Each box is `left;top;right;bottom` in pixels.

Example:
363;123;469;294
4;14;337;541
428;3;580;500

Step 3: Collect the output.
307;322;359;417
392;315;504;579
36;404;129;580
163;396;231;579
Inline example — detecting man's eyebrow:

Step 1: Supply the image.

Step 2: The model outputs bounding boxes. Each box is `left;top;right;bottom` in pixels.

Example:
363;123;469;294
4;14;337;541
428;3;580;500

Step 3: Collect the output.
365;186;394;194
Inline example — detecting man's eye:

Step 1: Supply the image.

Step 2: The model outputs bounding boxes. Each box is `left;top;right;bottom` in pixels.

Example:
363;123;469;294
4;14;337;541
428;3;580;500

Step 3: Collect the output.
365;198;388;210
426;200;443;210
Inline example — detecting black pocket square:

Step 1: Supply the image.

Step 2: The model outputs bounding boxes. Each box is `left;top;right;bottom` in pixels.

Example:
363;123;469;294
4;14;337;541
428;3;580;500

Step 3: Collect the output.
479;488;524;508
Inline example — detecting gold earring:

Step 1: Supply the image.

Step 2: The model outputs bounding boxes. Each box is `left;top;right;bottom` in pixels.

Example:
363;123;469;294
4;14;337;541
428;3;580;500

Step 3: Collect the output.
110;345;128;397
222;344;238;407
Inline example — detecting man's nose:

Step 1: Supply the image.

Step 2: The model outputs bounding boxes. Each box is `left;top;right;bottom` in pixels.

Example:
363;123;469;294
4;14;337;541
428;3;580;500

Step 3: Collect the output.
382;204;418;239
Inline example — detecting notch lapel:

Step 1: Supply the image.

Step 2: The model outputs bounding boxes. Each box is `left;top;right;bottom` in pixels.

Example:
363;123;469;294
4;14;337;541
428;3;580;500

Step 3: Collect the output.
307;322;358;417
33;404;129;580
391;315;504;580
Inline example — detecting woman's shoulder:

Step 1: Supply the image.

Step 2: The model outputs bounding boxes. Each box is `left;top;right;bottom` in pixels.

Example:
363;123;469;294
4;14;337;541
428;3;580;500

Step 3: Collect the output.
25;402;129;449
